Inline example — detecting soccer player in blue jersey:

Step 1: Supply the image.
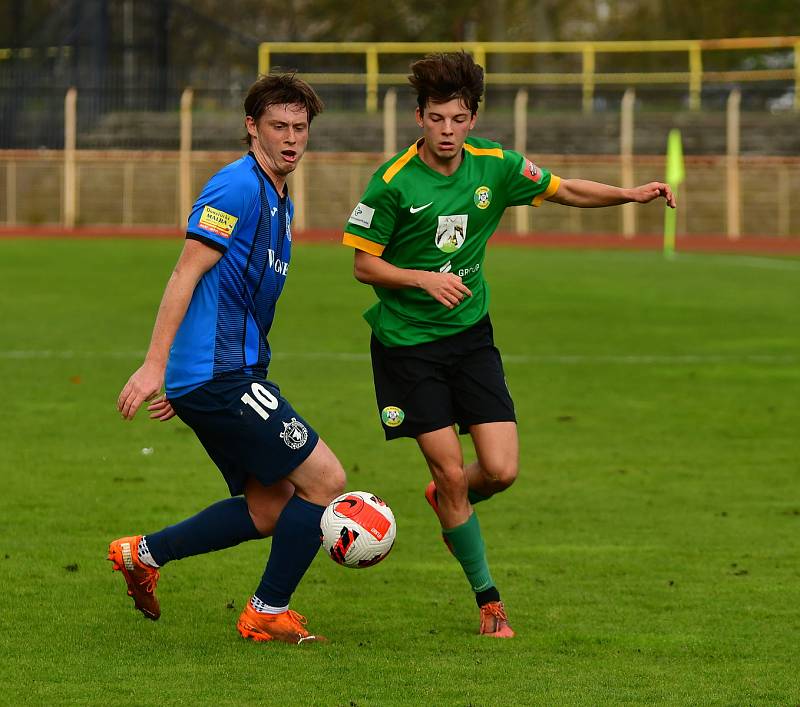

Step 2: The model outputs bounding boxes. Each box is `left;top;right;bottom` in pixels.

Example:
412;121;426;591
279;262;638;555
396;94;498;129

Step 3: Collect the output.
108;73;345;644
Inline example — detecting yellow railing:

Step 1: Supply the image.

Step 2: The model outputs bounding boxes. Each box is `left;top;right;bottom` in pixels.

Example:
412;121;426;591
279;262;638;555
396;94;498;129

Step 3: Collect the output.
258;37;800;113
0;46;73;60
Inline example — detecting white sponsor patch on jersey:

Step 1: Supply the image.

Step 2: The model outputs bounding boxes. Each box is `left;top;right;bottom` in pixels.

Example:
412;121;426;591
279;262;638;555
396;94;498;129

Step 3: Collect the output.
348;202;375;229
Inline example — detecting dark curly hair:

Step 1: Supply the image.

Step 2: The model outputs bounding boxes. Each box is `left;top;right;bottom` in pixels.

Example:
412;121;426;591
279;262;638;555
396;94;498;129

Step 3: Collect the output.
243;72;324;145
408;51;484;115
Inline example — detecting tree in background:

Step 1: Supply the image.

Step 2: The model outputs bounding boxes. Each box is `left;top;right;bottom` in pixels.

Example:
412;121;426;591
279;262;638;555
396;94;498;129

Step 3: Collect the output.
2;0;798;79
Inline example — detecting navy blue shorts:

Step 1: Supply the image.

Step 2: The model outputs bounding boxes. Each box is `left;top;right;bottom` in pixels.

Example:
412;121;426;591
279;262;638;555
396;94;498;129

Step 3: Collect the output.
170;374;319;496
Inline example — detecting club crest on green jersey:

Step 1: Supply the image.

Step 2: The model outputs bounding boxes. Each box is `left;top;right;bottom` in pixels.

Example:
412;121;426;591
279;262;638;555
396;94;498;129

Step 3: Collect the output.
381;406;405;427
435;214;468;253
473;186;492;210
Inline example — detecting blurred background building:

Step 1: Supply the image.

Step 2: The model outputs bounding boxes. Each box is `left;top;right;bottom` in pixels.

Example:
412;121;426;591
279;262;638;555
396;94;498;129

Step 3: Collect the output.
1;0;799;236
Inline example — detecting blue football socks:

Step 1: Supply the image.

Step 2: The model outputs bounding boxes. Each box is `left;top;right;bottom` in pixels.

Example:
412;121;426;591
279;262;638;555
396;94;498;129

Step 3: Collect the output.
144;496;262;566
253;495;325;607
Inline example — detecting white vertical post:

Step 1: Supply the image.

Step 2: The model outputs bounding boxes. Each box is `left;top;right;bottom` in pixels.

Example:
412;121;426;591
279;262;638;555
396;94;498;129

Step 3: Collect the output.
179;87;193;227
726;89;741;239
6;161;16;225
64;87;77;228
383;88;397;158
620;88;636;238
292;160;307;231
777;164;790;236
513;88;528;154
513;88;529;234
123;161;135;226
349;158;361;211
569;203;582;233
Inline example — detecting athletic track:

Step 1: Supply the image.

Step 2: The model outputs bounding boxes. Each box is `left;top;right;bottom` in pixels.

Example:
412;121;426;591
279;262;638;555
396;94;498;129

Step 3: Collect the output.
1;226;799;256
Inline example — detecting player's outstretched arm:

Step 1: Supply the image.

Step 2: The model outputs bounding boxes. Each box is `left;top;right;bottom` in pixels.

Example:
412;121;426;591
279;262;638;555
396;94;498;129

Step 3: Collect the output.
547;179;676;209
117;239;223;420
353;250;471;310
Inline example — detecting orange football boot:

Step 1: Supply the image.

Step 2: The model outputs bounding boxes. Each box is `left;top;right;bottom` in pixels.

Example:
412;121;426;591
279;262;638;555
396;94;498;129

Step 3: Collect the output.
107;535;161;620
424;480;441;515
237;603;326;644
479;601;515;638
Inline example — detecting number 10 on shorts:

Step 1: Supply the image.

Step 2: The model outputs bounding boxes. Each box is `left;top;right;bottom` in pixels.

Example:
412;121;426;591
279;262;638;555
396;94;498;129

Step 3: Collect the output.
241;383;279;420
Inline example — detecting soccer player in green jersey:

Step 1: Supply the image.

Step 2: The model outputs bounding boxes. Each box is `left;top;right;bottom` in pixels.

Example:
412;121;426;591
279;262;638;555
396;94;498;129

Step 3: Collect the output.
342;51;675;637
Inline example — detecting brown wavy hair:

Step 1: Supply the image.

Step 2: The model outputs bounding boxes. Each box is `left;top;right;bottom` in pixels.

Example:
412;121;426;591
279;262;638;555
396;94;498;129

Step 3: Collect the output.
408;51;484;115
243;72;324;145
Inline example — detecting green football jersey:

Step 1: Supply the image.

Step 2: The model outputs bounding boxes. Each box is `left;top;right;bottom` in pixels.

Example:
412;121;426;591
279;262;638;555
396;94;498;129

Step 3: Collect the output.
343;136;560;347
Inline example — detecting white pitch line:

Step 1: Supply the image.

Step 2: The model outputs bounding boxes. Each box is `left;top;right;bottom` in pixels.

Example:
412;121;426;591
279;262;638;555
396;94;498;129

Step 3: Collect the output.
0;350;797;365
674;253;800;271
0;350;146;359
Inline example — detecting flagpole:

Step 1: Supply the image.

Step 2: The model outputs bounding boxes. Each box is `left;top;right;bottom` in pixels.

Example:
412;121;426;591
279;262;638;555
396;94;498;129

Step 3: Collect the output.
664;129;685;259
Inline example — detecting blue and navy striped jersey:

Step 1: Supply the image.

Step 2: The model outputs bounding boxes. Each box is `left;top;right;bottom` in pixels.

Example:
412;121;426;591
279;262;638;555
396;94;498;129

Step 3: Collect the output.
166;153;294;398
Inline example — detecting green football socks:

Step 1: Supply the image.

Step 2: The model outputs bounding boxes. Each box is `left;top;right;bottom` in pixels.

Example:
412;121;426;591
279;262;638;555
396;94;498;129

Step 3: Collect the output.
468;489;489;505
442;512;494;593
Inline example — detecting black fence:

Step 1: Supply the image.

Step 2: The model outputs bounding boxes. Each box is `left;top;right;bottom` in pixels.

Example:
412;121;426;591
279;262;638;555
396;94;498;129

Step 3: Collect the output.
1;64;797;152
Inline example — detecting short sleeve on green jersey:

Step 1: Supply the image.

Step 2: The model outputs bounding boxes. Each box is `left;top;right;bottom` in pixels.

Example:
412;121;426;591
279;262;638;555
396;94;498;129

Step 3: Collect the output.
502;150;561;208
342;171;400;256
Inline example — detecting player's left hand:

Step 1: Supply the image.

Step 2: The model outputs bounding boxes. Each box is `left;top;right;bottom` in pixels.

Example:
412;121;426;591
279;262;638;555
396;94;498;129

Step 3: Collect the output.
630;182;676;208
147;394;176;422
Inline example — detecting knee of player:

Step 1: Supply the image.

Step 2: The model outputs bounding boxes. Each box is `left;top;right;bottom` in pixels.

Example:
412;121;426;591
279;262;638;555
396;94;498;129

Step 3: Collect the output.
433;464;469;496
317;461;347;502
329;464;347;497
483;460;518;489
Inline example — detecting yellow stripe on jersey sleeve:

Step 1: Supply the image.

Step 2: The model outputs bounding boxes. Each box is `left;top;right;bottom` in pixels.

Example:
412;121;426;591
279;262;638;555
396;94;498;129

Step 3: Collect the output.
464;144;504;159
342;232;386;256
382;142;419;184
532;174;561;207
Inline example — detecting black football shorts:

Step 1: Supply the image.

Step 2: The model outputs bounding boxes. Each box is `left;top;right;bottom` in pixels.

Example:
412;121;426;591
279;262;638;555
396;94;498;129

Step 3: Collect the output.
369;315;516;440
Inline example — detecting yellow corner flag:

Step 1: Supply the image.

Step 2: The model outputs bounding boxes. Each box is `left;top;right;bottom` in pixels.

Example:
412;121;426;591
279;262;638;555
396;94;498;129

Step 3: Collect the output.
664;129;685;259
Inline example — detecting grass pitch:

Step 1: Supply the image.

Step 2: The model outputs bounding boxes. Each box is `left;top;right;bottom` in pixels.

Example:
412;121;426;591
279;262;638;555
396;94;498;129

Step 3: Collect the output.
0;238;798;706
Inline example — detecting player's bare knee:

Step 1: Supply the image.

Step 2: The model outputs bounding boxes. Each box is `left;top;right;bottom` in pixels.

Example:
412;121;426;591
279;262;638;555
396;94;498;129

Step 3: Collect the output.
482;460;518;490
432;463;468;498
325;462;347;499
303;459;346;505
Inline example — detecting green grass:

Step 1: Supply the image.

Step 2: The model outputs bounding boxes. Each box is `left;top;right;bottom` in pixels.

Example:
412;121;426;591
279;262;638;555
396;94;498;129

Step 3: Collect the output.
1;239;799;706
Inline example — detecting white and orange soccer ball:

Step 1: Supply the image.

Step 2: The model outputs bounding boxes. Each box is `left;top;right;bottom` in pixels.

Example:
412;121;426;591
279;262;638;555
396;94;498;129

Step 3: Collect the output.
320;491;396;568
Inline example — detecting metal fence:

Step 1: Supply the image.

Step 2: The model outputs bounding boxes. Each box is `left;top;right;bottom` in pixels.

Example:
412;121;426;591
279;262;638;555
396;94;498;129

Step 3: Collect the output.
259;38;800;113
2;148;799;237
